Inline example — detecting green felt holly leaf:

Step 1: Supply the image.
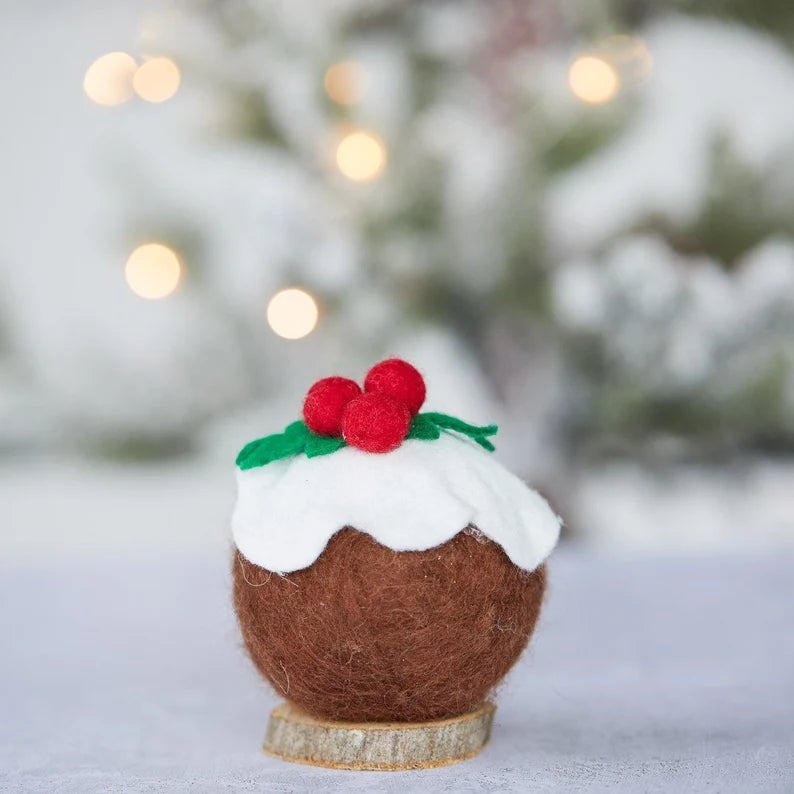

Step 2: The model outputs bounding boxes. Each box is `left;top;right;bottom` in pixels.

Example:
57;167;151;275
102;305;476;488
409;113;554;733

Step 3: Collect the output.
305;433;346;458
421;412;498;451
406;413;441;441
236;420;309;470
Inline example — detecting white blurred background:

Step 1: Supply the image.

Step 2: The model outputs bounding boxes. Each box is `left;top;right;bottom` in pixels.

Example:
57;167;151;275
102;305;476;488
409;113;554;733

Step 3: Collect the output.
3;0;794;563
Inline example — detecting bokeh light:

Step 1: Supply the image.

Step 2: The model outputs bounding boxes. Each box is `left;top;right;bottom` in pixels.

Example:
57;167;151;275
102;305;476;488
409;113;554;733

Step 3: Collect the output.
335;130;387;182
267;288;319;340
132;57;181;103
125;243;182;300
568;55;620;105
324;61;367;105
83;52;137;106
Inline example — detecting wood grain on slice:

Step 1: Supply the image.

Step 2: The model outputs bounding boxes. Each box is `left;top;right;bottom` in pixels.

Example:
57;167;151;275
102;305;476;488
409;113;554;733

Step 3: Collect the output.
263;701;495;770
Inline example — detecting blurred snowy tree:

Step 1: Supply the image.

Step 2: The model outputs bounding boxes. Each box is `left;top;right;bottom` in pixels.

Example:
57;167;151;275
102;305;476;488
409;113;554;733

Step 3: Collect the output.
552;236;794;458
79;0;794;464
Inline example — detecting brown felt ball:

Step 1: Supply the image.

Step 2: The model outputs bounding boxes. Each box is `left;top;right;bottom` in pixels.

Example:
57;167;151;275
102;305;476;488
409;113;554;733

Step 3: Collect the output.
233;528;546;723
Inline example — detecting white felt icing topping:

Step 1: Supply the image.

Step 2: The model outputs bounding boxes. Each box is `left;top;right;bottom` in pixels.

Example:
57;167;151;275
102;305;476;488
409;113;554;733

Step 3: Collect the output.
232;432;561;573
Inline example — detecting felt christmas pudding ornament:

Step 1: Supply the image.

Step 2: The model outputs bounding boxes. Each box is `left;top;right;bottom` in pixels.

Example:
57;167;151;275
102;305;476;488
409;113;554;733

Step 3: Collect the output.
231;358;561;769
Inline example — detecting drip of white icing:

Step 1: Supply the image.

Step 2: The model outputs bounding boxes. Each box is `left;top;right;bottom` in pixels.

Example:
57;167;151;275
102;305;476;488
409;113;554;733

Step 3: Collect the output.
232;432;561;573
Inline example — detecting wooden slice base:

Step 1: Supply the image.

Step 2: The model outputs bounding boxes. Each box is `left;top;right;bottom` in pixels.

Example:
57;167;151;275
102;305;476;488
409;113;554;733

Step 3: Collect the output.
263;701;495;771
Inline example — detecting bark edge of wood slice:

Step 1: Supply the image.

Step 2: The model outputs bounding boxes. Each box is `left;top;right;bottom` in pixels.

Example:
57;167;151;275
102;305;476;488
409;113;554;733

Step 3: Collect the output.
263;701;496;771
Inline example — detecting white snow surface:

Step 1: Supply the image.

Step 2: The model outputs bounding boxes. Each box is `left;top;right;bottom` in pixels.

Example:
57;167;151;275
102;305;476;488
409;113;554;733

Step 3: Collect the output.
232;432;561;573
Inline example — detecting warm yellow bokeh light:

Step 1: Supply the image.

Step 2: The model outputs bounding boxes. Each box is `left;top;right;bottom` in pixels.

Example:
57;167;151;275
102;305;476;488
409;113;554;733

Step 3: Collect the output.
125;243;182;300
83;52;137;106
568;55;620;105
133;57;181;103
335;130;387;182
324;61;367;105
267;288;319;340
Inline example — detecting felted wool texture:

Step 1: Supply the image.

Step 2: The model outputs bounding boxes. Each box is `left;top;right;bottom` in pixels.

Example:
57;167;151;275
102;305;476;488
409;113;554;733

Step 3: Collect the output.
233;528;547;723
364;358;426;415
341;392;411;453
232;432;561;573
303;377;361;437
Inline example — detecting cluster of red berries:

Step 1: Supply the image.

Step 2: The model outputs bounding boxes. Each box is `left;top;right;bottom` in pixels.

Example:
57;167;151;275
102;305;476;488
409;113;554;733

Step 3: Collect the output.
302;358;426;453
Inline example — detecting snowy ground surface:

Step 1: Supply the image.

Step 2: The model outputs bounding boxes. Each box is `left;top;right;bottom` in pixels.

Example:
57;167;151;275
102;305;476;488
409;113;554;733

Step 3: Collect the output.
3;456;794;792
1;540;792;792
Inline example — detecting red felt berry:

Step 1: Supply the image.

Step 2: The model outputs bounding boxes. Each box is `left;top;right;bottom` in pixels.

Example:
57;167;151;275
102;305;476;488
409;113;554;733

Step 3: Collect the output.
303;377;362;437
364;358;426;416
341;392;411;453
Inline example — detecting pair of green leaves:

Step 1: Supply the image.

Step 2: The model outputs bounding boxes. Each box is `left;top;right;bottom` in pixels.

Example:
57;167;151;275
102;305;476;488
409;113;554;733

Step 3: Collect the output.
235;413;498;471
404;413;497;452
236;420;343;470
